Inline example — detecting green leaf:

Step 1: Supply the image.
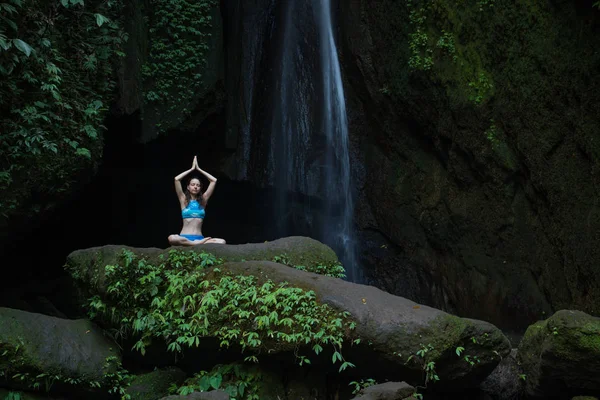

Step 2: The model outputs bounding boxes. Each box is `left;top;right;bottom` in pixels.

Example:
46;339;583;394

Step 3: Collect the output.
60;0;68;6
1;16;18;31
0;37;10;51
198;375;210;391
12;39;31;56
95;13;109;27
83;125;97;138
209;374;222;389
1;4;17;14
76;148;91;158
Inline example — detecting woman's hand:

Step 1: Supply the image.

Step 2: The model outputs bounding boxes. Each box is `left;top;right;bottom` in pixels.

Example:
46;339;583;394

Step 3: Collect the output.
193;156;198;169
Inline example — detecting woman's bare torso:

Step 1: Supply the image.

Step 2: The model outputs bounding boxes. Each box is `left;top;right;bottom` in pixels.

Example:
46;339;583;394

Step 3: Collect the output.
179;199;205;235
180;217;204;235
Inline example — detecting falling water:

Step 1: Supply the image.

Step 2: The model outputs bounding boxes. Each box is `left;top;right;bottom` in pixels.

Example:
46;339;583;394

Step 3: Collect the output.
232;0;360;281
314;0;359;282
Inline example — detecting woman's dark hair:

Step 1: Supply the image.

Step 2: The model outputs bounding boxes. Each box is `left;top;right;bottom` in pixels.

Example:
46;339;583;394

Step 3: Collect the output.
184;176;203;206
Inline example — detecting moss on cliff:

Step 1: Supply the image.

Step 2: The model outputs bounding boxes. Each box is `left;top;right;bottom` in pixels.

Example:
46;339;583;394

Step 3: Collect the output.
358;0;600;327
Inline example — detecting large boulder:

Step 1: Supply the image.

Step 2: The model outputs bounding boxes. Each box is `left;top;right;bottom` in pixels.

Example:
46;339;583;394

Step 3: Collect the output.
64;236;341;303
0;307;120;396
219;261;511;388
65;238;511;391
479;349;524;400
518;310;600;399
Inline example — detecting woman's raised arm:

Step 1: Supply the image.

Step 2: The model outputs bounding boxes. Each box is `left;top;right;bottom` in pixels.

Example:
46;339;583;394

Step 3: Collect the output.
174;156;197;202
196;163;217;203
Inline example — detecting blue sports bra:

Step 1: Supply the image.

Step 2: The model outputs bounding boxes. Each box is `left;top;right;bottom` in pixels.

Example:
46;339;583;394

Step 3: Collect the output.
182;200;205;219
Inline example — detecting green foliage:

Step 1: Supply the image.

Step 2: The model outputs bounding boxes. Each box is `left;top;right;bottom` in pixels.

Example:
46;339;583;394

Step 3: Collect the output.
142;0;217;132
88;249;357;369
406;4;432;71
467;71;493;105
175;363;261;400
404;343;439;398
103;355;133;399
0;345;131;400
349;378;377;395
405;0;494;106
272;253;346;278
3;392;21;400
0;0;126;219
484;120;499;147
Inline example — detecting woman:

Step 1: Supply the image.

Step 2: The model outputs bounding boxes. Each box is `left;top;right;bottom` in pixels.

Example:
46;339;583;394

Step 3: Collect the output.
167;156;226;246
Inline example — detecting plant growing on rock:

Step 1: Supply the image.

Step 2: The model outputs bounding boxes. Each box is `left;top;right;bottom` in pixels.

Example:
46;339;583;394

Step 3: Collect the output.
272;253;346;278
88;249;358;371
174;363;261;399
403;343;440;398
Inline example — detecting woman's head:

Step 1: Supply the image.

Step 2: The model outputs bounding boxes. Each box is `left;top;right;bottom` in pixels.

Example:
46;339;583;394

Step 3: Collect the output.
185;177;203;200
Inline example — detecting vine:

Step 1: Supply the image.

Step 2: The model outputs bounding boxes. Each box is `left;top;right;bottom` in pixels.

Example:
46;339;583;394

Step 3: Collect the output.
141;0;218;132
0;0;126;219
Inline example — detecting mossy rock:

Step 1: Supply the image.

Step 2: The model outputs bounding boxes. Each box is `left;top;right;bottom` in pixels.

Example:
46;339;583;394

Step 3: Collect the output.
0;307;120;396
126;367;187;400
518;310;600;398
208;261;510;387
64;236;340;303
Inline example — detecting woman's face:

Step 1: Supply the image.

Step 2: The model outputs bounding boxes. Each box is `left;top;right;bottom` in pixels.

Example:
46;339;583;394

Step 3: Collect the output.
188;179;201;195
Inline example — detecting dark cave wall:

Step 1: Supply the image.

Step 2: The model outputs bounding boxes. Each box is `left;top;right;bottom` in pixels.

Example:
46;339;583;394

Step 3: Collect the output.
339;0;600;330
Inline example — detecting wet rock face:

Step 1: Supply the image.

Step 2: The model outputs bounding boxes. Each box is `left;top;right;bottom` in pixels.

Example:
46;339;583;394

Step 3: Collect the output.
337;0;600;330
518;310;600;399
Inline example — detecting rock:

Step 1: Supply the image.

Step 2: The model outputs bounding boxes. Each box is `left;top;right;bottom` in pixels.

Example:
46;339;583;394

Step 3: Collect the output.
518;310;600;398
64;236;341;304
158;391;229;400
219;262;510;387
126;367;187;400
479;349;525;400
0;307;120;395
338;0;600;334
351;381;415;400
71;248;510;389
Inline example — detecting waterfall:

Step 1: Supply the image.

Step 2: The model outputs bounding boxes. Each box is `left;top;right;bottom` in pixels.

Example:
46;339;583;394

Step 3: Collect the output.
314;0;359;282
231;0;360;282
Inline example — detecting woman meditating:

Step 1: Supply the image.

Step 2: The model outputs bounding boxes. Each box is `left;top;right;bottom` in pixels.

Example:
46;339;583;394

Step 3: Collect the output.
167;156;226;246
